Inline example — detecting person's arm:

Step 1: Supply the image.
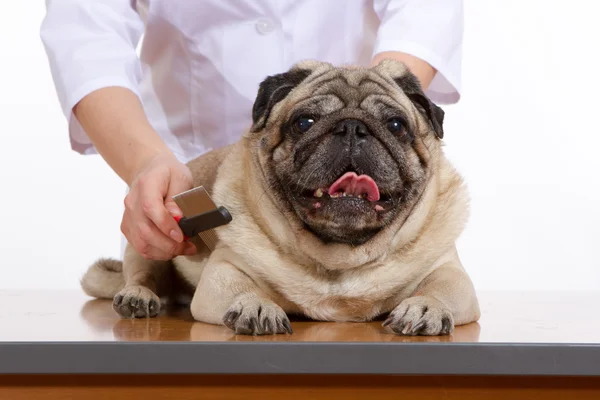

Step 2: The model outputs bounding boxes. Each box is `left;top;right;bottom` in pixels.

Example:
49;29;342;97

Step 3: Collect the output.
73;87;196;260
41;1;195;259
371;0;464;104
371;51;437;90
72;87;170;186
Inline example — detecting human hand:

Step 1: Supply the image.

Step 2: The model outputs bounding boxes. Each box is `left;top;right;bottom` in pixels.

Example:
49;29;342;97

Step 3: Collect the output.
121;153;197;260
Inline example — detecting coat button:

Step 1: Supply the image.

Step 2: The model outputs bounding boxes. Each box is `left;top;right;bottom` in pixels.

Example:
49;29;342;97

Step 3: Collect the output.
255;18;275;35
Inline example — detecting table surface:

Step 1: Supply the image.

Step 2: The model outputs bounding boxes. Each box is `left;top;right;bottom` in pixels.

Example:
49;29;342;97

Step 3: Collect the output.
0;290;599;375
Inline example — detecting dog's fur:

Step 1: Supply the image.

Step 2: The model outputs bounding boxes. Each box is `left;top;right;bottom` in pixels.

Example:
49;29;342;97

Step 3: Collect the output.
82;60;480;336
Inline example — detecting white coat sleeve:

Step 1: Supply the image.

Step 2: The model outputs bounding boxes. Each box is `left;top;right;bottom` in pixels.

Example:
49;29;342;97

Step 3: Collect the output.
40;0;145;154
372;0;464;105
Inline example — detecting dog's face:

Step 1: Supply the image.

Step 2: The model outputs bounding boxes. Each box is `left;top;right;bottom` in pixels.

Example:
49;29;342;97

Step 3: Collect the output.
248;60;445;245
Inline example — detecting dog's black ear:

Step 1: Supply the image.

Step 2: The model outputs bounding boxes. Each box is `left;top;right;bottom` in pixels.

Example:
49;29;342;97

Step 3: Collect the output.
394;73;445;139
251;68;312;132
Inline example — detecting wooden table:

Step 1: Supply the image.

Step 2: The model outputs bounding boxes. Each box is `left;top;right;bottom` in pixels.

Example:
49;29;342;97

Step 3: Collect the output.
0;290;599;399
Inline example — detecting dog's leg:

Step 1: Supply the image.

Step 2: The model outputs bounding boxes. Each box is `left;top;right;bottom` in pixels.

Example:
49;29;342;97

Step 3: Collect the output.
384;248;480;336
189;247;292;335
112;244;173;318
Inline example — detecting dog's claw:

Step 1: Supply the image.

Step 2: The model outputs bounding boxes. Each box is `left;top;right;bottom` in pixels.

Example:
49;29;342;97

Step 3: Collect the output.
383;296;454;336
112;285;160;318
283;318;293;334
223;297;290;335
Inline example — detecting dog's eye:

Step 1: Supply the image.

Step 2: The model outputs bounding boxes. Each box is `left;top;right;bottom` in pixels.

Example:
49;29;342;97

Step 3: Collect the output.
386;118;405;134
295;117;315;133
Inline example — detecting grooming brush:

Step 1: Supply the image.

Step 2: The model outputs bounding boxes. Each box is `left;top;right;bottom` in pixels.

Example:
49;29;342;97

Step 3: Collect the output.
172;186;232;251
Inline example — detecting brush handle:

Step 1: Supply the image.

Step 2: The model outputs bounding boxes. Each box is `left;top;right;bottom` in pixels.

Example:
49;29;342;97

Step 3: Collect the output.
174;206;232;240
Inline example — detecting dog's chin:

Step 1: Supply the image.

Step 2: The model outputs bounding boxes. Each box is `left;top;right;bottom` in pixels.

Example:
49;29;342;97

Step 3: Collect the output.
290;191;400;245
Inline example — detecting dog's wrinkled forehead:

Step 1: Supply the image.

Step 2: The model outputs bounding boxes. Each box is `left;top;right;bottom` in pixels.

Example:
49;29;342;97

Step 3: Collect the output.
287;70;411;120
250;59;444;139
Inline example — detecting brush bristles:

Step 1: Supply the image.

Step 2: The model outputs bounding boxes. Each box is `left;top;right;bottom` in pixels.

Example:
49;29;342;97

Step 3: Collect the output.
198;229;219;251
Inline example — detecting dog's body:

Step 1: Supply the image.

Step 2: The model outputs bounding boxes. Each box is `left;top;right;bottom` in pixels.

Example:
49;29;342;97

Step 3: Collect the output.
82;60;480;336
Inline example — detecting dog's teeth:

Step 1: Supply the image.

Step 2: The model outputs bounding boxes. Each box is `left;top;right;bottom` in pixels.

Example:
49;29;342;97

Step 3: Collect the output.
375;205;384;212
342;192;347;197
314;188;323;198
330;192;341;198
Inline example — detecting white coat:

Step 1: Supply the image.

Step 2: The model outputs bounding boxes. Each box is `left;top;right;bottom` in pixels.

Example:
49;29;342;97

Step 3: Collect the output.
41;0;463;163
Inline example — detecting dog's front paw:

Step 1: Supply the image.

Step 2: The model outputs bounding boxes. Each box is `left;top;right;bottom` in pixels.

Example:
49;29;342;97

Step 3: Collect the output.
113;285;160;318
222;296;293;335
383;296;454;336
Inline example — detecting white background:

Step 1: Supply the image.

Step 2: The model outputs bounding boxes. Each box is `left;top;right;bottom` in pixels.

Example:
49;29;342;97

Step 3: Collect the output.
0;1;598;291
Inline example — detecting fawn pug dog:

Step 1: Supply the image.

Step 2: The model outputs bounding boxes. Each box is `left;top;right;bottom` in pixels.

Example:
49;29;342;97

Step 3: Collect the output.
82;59;480;336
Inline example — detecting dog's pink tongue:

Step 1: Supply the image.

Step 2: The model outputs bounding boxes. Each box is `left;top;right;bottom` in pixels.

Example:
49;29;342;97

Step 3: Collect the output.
328;172;380;202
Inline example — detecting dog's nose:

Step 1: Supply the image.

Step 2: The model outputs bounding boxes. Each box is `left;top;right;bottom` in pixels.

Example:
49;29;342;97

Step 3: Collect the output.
333;119;369;137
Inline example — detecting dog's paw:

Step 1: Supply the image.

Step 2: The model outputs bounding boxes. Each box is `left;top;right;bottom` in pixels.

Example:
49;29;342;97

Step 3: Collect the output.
383;296;454;336
113;285;160;318
222;297;292;335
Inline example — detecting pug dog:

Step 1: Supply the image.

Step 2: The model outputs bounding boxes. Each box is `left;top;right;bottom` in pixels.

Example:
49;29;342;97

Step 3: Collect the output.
81;59;480;336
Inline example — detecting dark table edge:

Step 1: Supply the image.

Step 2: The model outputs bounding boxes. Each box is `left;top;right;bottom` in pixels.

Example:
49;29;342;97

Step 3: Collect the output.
0;341;599;376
